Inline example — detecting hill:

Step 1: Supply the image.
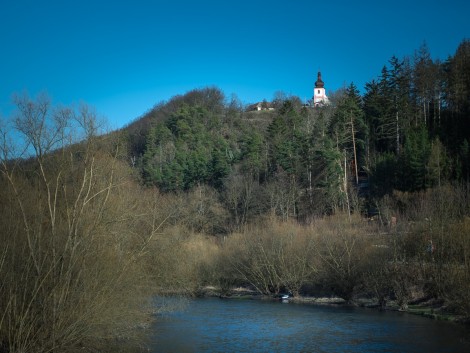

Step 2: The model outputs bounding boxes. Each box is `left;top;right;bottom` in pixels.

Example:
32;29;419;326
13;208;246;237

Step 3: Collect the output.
117;40;470;229
1;39;469;353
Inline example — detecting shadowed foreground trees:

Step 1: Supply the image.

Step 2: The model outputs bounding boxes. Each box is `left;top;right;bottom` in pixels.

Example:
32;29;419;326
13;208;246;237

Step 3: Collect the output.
0;95;173;353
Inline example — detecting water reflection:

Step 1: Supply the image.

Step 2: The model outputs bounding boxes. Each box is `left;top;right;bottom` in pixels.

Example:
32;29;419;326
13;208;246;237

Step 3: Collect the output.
150;297;470;353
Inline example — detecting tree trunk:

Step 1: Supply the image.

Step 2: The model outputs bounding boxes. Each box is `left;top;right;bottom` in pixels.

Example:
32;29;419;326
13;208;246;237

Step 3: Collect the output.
344;151;351;220
350;112;359;185
396;111;400;155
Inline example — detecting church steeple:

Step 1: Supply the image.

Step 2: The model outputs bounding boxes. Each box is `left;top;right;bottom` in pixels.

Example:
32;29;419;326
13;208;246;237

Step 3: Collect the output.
315;71;324;88
313;71;329;107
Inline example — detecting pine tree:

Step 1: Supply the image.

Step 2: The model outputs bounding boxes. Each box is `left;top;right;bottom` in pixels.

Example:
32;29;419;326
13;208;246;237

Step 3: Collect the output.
240;129;266;181
413;42;437;127
389;56;413;155
364;71;395;154
329;83;367;184
446;39;470;114
315;135;346;214
400;126;431;191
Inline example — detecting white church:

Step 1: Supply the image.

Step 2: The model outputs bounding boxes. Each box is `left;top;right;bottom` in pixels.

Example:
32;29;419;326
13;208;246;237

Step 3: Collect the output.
312;71;329;107
248;71;330;111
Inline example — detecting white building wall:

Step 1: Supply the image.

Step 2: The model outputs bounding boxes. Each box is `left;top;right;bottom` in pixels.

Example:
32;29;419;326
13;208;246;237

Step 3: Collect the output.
314;88;329;106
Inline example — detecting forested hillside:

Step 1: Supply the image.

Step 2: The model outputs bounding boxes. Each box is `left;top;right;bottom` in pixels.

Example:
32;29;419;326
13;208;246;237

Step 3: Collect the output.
129;40;470;230
1;40;469;353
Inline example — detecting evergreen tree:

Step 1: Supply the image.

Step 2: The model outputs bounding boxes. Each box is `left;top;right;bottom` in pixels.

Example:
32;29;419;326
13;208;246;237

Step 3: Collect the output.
267;100;303;176
400;126;431;191
141;123;175;186
141;104;233;191
413;42;440;128
443;39;470;151
240;129;266;181
329;83;367;184
446;39;470;115
426;137;449;188
364;71;409;156
315;135;346;214
209;138;231;189
389;56;414;155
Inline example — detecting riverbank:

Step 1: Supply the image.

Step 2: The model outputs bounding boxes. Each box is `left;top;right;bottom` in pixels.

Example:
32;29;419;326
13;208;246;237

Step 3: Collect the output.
197;286;469;324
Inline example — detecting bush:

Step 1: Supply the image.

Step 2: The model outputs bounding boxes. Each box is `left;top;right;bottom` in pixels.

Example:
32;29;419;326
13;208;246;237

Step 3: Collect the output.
0;96;169;352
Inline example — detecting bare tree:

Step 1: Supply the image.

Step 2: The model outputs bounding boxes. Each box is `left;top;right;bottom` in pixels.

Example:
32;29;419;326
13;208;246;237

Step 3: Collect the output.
0;94;169;352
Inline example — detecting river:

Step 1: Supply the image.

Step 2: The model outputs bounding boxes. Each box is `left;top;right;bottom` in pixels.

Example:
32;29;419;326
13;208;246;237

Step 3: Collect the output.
149;297;470;352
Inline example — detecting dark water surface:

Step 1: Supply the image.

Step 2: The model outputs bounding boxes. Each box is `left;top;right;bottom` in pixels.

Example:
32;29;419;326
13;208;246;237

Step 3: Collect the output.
149;297;470;353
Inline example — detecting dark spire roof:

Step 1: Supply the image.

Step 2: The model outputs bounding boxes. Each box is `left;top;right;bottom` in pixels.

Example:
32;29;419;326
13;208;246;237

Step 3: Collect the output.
315;71;324;88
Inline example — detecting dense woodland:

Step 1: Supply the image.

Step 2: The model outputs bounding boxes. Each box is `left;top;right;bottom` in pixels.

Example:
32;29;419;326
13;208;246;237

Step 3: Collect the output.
1;40;469;352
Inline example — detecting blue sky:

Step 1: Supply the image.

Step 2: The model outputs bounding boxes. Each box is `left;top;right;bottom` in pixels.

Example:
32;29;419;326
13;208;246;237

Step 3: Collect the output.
1;0;469;129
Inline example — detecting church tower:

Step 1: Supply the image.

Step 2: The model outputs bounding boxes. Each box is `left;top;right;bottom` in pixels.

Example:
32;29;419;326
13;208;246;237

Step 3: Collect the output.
313;71;329;106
